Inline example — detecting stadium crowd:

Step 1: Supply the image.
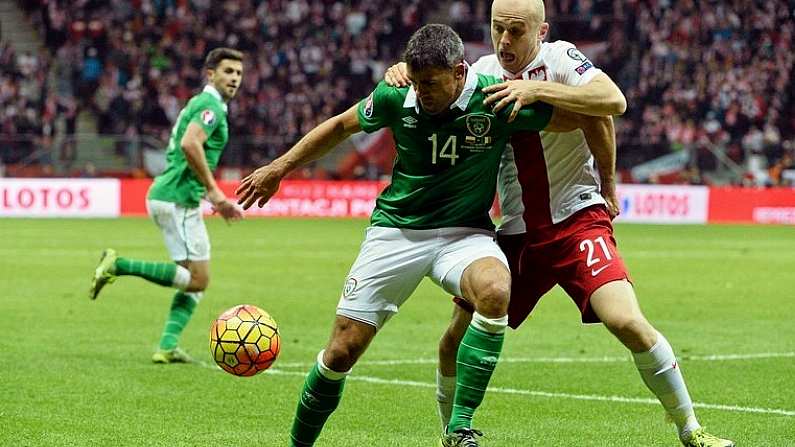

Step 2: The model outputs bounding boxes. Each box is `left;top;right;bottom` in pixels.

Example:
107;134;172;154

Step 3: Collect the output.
13;0;426;173
2;0;794;185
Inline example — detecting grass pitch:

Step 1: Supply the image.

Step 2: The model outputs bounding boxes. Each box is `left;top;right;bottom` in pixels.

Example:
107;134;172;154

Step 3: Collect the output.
1;217;793;446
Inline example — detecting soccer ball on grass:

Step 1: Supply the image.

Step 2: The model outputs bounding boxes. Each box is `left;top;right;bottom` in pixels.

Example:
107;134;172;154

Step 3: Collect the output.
210;304;280;376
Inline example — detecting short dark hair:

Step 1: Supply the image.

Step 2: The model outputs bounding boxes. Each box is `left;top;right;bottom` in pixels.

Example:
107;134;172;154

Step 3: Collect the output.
204;48;244;69
403;24;464;71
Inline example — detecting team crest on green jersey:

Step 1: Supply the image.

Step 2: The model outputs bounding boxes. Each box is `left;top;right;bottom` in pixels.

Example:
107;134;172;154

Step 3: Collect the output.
466;114;491;137
463;114;493;151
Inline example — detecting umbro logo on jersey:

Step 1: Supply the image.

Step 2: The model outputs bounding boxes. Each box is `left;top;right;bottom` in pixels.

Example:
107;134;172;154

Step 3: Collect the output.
591;264;612;277
402;116;418;128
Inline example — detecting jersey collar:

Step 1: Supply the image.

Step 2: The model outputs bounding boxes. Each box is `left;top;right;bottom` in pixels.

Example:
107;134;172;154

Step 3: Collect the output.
403;62;478;113
203;85;228;112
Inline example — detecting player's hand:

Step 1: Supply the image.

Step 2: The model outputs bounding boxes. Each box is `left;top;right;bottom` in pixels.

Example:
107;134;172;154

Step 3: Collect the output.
482;80;546;123
601;182;620;220
384;62;410;87
212;199;244;224
235;164;285;210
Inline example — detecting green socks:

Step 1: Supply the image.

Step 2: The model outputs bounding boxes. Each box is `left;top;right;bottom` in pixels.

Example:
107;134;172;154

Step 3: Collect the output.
290;357;347;446
447;313;506;432
114;257;177;287
158;291;198;350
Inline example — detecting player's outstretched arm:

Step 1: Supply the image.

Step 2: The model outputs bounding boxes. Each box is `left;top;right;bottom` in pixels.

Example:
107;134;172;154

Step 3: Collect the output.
484;73;626;120
236;105;362;210
581;115;620;218
181;123;243;222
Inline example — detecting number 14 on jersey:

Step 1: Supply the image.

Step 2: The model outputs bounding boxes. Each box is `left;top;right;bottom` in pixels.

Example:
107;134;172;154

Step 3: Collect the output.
428;134;459;166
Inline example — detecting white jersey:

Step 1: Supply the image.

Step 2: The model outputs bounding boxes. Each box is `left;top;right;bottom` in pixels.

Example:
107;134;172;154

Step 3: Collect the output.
472;40;606;233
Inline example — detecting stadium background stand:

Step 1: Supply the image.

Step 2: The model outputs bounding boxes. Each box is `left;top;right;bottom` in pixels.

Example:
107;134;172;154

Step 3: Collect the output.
1;0;793;186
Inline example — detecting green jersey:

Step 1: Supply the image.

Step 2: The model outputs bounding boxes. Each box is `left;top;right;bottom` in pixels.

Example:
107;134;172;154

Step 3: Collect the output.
356;71;552;230
148;85;229;207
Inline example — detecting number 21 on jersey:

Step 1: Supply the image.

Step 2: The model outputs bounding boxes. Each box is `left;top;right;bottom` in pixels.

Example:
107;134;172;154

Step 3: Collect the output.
428;133;459;165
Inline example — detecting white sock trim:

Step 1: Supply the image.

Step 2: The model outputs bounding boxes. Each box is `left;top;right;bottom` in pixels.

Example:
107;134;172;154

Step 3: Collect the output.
471;312;508;334
316;350;351;381
436;369;456;430
632;330;671;368
172;265;191;290
185;291;203;303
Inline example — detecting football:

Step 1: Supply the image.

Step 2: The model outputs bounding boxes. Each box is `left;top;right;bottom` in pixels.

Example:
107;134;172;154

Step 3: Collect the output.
210;304;281;377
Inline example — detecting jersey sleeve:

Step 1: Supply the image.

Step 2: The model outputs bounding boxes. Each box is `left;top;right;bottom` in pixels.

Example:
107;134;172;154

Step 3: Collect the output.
546;41;603;86
188;99;224;137
356;81;402;133
500;102;553;132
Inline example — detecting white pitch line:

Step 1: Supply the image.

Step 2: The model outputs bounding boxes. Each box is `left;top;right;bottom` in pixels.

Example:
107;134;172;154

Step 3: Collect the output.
263;369;795;417
274;351;795;369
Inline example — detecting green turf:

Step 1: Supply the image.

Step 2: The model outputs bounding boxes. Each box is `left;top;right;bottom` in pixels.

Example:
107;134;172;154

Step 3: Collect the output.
0;217;793;446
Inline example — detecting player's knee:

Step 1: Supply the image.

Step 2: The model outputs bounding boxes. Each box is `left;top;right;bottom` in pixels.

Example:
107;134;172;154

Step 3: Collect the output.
607;316;655;351
472;278;510;317
324;343;359;372
186;274;209;292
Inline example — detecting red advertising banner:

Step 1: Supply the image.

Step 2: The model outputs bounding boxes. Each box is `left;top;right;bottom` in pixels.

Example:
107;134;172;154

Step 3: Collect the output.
1;178;792;225
231;180;388;217
118;179;389;218
708;187;795;224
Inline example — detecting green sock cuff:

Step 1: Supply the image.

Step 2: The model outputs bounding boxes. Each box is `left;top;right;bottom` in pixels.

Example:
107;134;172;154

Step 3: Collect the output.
114;257;177;287
305;364;346;397
462;325;504;347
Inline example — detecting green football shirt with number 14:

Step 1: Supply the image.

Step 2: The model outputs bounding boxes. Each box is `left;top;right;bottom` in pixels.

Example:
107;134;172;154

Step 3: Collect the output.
148;85;229;208
356;72;552;230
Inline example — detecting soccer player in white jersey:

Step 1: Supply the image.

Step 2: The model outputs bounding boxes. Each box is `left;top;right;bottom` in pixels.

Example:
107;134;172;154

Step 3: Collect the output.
386;1;735;446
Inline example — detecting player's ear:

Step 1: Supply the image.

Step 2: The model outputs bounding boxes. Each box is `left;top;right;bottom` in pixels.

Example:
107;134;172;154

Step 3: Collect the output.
454;62;466;80
538;22;549;41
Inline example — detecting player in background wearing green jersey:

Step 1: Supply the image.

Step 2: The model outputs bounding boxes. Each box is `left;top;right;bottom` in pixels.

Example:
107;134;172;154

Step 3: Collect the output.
89;48;244;364
237;25;591;447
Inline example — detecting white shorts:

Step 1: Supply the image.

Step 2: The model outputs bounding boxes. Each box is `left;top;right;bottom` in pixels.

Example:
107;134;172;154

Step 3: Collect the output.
146;199;210;262
337;226;508;329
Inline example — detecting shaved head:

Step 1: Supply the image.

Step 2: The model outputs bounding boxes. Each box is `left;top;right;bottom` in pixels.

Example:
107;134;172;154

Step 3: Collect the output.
490;0;548;74
491;0;545;25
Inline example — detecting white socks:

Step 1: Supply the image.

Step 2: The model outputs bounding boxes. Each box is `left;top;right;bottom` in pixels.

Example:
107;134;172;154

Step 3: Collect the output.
471;312;508;334
172;265;191;290
435;369;456;429
317;350;351;380
632;331;700;438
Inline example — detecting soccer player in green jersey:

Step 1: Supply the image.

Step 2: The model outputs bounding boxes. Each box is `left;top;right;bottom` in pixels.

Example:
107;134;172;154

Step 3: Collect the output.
89;48;244;364
237;25;589;446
